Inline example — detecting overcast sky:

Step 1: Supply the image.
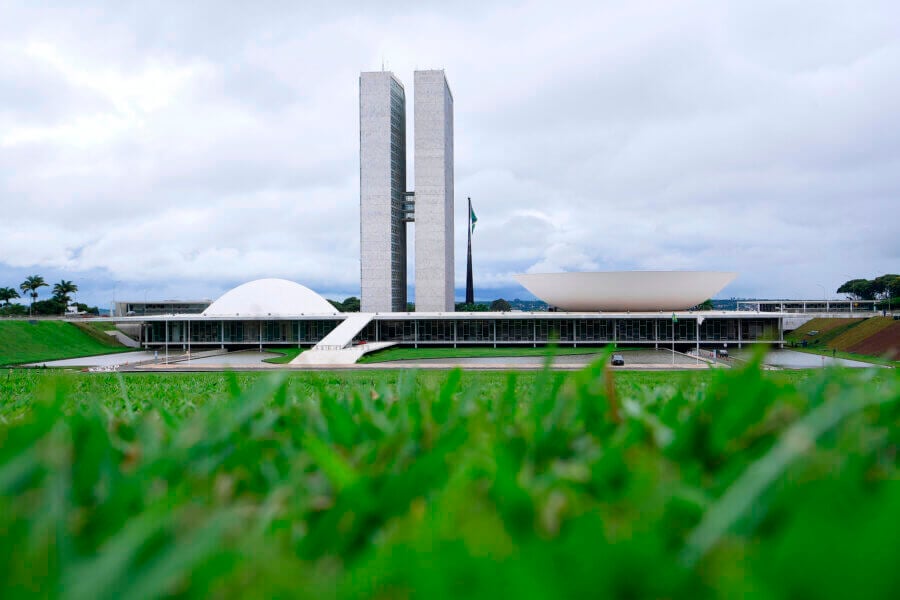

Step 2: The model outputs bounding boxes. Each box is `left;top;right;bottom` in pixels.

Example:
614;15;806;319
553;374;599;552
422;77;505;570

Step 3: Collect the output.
1;0;898;307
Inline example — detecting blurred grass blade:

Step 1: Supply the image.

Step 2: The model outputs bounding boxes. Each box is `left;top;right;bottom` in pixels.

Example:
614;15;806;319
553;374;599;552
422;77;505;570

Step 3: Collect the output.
682;389;900;566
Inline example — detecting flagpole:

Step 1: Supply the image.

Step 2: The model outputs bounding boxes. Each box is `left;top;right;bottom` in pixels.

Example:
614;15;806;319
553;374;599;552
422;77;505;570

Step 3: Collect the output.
466;197;474;305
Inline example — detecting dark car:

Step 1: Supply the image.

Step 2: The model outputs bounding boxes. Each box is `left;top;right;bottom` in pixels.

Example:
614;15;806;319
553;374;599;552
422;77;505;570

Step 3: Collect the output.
611;354;625;366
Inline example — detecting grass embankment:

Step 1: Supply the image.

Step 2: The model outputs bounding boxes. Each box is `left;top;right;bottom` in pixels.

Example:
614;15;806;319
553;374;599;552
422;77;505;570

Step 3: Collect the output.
786;318;860;345
0;320;129;367
71;320;125;345
1;365;897;597
358;345;633;364
787;317;899;365
262;347;304;364
830;317;897;351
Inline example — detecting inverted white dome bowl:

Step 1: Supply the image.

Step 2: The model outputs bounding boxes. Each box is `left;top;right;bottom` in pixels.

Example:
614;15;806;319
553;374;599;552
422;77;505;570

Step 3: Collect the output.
513;271;737;312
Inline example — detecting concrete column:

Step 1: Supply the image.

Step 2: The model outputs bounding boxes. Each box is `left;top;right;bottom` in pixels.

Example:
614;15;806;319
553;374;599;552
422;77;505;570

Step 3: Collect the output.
573;318;577;348
696;319;700;356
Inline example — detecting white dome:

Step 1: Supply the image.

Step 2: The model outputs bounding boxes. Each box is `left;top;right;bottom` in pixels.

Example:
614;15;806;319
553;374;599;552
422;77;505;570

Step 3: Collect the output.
203;279;337;317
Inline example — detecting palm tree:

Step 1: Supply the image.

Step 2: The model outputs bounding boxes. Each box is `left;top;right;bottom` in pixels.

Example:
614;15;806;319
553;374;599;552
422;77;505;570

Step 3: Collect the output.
20;275;48;315
0;287;19;306
52;280;79;306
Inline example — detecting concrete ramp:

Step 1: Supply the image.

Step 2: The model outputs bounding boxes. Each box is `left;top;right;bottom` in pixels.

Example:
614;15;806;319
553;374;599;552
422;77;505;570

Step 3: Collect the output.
291;313;390;365
106;330;141;348
291;341;395;366
313;313;374;350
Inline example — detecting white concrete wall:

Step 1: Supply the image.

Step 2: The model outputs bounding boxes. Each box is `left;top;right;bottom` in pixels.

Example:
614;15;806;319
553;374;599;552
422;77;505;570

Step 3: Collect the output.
360;72;406;312
414;70;455;312
782;312;872;331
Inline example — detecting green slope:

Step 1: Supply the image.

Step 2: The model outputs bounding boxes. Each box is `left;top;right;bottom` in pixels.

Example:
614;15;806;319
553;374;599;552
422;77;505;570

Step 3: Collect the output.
828;317;895;351
786;318;861;346
0;320;129;366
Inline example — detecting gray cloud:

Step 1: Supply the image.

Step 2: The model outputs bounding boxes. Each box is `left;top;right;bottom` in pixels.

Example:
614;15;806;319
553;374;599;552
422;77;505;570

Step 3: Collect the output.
0;0;898;306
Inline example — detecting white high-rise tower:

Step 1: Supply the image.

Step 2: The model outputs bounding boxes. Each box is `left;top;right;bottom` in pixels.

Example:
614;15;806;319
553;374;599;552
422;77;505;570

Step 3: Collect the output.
359;68;454;313
359;71;407;312
413;70;455;312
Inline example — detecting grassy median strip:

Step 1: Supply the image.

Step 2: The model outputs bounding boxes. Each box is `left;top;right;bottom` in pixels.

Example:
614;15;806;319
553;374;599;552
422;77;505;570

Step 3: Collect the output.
261;347;305;364
357;345;629;363
1;364;896;597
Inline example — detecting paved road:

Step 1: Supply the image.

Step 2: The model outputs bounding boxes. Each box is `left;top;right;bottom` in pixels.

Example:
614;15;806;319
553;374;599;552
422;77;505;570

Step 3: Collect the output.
733;349;877;369
26;351;157;367
187;351;281;365
380;349;701;368
127;348;713;371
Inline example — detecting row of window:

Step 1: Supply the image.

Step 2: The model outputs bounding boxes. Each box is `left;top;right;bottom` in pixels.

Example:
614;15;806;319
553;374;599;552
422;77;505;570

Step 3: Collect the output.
359;319;779;343
146;318;779;344
146;320;338;344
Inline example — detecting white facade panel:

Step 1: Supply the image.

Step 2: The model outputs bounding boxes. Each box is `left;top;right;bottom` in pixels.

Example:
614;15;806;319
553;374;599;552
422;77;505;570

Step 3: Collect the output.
414;70;455;312
360;72;407;312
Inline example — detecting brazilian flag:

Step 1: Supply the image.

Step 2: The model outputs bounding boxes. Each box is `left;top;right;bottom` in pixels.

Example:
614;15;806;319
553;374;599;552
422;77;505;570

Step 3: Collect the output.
470;205;478;232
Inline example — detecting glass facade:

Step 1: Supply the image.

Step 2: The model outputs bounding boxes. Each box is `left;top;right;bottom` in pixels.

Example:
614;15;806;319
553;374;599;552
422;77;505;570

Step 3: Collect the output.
739;300;878;313
389;79;407;312
142;316;781;347
116;302;209;316
146;320;339;345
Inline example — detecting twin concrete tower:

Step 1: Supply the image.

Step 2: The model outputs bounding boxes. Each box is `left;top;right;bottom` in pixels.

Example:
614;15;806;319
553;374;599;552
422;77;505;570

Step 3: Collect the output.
359;70;454;312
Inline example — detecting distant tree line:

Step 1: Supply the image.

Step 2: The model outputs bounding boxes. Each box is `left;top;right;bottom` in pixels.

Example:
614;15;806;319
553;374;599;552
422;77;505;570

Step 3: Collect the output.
327;297;361;312
692;299;715;311
456;299;512;312
837;274;900;303
0;275;99;316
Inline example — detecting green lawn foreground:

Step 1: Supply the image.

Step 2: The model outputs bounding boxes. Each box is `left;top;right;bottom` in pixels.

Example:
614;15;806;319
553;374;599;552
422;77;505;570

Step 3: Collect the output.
2;364;896;598
0;369;733;418
0;320;130;367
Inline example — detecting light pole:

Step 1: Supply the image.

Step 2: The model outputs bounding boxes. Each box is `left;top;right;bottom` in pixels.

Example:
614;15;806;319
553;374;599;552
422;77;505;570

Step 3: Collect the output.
112;281;120;317
816;284;827;313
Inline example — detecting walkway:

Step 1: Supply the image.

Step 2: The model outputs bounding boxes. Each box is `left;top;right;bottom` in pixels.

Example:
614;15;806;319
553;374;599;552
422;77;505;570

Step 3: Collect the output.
293;313;395;365
312;313;374;350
